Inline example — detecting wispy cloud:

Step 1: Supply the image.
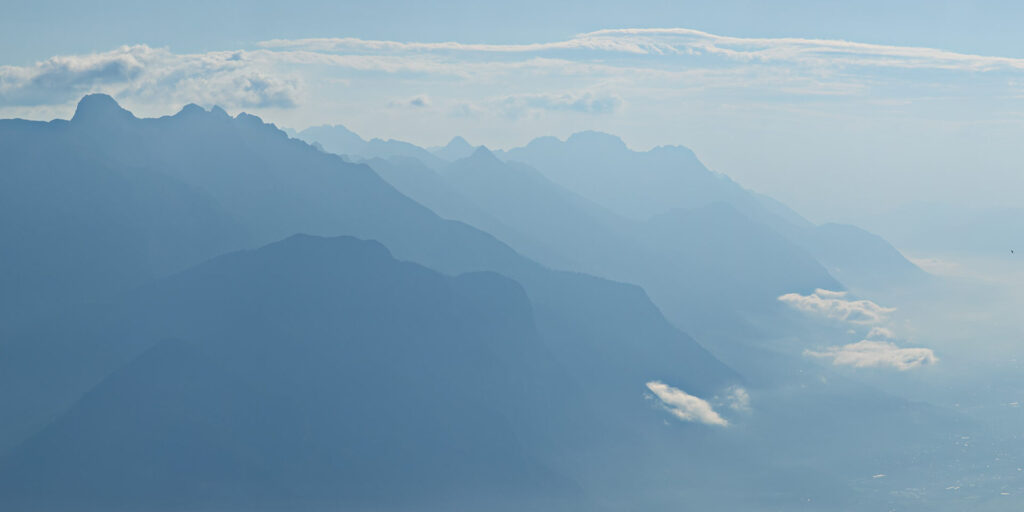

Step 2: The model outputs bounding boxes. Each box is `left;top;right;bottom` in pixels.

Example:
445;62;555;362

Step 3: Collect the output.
805;340;937;370
260;28;1024;73
258;34;673;55
646;381;729;427
778;289;895;325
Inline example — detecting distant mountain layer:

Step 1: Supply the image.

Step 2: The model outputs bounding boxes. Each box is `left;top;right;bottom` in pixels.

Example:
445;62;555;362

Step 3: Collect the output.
298;123;449;169
356;144;833;337
294;124;928;302
497;130;928;293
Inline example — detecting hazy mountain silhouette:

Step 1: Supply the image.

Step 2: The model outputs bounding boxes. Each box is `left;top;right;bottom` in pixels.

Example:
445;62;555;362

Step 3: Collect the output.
431;135;478;161
370;145;839;337
499;131;801;224
298;123;448;168
855;202;1024;257
801;223;929;292
365;154;575;270
442;147;635;275
500;131;927;293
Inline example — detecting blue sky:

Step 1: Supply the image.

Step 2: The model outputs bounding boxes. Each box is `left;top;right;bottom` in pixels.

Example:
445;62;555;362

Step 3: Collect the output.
2;1;1022;221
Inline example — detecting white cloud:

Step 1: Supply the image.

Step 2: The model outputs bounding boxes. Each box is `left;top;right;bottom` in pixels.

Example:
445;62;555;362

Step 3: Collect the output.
805;340;937;370
778;288;895;325
0;45;299;109
725;386;751;412
646;381;728;427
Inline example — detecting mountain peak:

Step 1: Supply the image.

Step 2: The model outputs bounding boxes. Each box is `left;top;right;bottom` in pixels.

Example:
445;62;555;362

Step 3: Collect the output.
175;103;206;117
71;94;135;124
467;145;500;164
432;135;477;161
566;131;628;150
446;136;472;150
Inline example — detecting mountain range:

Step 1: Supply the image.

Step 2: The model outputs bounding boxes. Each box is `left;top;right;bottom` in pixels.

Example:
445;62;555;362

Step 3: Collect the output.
0;96;965;511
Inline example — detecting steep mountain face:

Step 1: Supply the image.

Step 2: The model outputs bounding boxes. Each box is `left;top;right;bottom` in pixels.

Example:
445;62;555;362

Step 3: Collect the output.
442;147;637;276
802;223;930;292
499;131;927;293
637;203;842;335
365;155;574;270
0;235;589;511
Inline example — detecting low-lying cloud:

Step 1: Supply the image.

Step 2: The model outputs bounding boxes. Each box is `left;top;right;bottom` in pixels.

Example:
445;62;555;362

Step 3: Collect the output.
646;381;728;427
778;289;895;325
805;340;937;370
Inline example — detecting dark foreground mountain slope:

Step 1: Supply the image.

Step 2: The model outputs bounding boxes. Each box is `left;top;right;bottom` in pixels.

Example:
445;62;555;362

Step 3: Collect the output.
0;235;589;512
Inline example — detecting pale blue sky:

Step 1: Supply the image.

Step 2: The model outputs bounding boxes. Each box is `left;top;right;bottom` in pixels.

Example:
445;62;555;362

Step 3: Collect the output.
2;1;1022;222
4;0;1023;64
